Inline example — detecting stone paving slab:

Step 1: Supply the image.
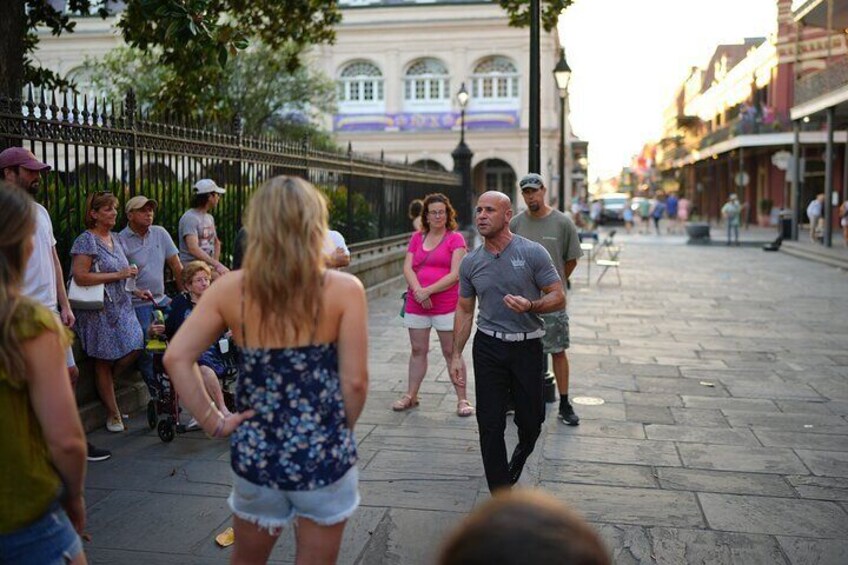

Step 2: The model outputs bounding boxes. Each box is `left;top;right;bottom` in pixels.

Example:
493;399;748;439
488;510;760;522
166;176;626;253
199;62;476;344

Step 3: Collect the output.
786;475;848;501
677;444;809;474
649;527;788;565
541;483;704;528
655;467;796;497
794;449;848;477
777;536;848;565
645;424;760;446
543;434;682;467
539;460;658;489
699;493;848;538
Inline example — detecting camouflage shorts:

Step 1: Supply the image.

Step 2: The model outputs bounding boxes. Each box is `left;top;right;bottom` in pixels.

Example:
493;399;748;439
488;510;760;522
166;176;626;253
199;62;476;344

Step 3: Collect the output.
540;310;570;354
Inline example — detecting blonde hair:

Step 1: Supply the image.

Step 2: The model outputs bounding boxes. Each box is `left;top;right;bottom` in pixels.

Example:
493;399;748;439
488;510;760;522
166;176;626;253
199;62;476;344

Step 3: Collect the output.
0;184;38;384
182;260;212;286
243;176;327;343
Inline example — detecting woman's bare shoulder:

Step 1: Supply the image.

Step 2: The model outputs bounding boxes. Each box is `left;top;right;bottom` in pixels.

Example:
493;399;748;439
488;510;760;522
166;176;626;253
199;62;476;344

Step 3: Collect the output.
325;269;365;295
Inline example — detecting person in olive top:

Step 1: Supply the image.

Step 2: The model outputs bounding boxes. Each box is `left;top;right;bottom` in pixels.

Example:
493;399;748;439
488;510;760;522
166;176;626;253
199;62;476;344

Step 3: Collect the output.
511;173;583;426
0;186;87;564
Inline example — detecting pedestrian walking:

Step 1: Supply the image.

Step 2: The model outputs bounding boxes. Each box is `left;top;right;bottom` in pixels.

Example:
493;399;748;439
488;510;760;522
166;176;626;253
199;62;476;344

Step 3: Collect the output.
393;193;473;417
119;195;182;396
164;175;368;564
721;193;742;246
622;197;634;234
510;173;582;426
0;147;110;461
665;192;678;234
451;191;565;492
178;179;229;279
806;193;824;243
650;193;666;236
70;192;144;433
0;186;88;564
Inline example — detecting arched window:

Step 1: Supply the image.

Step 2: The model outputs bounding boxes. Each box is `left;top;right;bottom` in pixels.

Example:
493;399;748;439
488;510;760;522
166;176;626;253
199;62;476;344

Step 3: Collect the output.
471;57;519;104
404;59;450;104
338;61;384;108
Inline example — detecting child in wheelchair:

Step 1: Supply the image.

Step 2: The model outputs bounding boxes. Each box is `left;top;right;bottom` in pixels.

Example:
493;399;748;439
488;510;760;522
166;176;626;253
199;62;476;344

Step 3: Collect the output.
146;261;236;441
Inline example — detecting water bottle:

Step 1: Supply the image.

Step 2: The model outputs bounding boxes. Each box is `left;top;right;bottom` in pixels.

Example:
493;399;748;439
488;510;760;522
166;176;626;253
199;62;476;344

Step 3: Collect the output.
125;262;137;292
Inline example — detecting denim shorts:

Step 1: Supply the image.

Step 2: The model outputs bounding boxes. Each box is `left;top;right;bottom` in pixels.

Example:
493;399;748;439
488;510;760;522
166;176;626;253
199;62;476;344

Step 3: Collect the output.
0;503;82;565
228;466;360;534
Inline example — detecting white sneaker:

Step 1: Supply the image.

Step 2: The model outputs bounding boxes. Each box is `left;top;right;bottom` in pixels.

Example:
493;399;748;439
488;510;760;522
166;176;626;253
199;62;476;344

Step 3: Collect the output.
186;417;200;431
106;415;125;433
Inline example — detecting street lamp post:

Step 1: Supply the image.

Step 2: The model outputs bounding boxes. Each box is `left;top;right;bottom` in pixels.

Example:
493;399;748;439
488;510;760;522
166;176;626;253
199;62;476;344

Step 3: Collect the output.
553;48;572;213
452;82;474;226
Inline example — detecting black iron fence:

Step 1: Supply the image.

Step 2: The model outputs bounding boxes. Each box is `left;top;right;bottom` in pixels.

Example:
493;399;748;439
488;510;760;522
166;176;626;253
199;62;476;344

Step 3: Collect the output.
0;87;462;272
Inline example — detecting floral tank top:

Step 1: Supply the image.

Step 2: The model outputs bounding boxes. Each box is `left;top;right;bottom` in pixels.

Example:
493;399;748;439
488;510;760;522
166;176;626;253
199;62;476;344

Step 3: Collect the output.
230;283;357;491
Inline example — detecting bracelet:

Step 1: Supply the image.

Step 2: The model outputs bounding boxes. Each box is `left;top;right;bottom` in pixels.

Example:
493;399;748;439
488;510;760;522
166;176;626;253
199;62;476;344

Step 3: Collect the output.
526;299;534;313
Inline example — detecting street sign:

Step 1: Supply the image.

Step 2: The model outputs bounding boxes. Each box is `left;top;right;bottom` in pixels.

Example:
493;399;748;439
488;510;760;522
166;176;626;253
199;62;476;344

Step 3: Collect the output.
734;171;750;187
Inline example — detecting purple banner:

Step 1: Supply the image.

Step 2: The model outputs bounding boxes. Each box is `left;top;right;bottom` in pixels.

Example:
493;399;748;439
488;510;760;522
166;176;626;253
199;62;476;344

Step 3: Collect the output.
334;111;520;132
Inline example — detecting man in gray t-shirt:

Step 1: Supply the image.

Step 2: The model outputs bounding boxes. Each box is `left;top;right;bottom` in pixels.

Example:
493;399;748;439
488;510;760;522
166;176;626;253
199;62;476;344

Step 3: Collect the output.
511;172;583;426
178;179;229;279
451;191;564;492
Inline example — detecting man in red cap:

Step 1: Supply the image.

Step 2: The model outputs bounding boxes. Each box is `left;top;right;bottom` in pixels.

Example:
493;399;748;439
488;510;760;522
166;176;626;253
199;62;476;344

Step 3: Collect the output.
0;147;111;461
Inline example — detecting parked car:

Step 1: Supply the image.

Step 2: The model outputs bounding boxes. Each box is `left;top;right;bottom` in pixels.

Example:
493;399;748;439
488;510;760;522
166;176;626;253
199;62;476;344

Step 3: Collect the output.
591;193;630;224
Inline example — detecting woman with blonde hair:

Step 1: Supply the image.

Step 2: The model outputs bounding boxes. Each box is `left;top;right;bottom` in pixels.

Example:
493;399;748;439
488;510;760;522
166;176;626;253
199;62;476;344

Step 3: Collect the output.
165;176;368;564
70;192;144;432
0;185;88;564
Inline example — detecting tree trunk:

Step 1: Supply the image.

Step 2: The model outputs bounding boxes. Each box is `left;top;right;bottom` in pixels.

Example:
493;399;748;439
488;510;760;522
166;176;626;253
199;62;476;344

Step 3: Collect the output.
0;0;27;101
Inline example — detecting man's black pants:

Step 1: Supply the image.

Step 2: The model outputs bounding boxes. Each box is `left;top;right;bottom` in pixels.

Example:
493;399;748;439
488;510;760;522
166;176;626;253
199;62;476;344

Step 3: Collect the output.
472;331;545;491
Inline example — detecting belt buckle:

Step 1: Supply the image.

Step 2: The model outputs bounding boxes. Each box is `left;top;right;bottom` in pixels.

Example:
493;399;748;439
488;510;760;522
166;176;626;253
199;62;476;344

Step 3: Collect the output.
505;333;522;342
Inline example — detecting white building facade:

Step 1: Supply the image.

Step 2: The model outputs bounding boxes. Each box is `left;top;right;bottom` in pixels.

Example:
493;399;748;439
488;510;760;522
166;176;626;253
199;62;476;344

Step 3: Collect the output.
319;0;567;204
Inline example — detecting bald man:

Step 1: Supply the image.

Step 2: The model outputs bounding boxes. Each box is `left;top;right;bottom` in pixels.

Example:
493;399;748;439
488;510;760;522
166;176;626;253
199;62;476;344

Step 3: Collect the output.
451;191;565;491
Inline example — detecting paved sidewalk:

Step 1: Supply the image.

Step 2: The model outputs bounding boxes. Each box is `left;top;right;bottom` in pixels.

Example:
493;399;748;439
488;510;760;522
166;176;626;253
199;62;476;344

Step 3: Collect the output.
82;232;847;564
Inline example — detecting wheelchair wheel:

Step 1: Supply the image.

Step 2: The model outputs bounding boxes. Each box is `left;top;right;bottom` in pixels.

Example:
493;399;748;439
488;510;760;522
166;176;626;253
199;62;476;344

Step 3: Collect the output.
157;419;175;443
147;400;157;430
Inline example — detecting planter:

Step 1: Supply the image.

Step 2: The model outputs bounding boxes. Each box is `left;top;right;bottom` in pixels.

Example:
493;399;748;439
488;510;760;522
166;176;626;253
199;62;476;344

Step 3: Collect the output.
685;222;711;244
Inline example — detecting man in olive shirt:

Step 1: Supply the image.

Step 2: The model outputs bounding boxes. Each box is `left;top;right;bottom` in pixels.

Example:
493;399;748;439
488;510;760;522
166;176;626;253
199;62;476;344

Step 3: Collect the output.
511;173;583;425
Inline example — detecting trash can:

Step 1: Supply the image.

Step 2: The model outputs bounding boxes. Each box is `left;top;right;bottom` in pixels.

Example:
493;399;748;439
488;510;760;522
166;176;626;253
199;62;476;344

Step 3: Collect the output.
779;210;792;239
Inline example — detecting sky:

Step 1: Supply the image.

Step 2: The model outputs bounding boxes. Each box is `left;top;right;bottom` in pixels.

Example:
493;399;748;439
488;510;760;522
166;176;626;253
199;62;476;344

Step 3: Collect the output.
558;0;778;182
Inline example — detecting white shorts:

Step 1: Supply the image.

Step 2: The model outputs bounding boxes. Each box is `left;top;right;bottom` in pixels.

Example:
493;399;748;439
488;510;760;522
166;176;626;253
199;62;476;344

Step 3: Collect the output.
403;312;455;332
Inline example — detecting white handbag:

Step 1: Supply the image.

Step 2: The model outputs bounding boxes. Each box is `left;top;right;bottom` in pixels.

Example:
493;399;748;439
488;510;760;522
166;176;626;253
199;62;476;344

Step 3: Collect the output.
68;260;105;310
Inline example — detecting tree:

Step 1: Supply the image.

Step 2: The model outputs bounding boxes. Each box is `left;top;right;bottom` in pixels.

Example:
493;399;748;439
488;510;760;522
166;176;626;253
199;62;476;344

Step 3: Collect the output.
1;0;341;100
81;43;338;148
498;0;573;32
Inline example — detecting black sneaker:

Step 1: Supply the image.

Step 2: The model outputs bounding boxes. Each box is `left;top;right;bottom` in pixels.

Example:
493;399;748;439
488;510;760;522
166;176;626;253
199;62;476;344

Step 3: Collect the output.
559;402;580;426
86;443;112;462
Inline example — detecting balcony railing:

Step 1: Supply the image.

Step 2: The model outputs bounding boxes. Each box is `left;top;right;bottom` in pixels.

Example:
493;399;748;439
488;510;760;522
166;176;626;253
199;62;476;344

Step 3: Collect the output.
794;57;848;107
698;111;792;150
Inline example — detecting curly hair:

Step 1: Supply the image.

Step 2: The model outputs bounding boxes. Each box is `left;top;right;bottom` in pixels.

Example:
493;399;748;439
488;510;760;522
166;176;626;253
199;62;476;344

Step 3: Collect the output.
420;193;458;232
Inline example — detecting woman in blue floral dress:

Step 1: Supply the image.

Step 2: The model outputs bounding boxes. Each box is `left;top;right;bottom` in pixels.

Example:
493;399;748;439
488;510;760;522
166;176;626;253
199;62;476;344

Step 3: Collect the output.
165;176;368;564
70;192;143;433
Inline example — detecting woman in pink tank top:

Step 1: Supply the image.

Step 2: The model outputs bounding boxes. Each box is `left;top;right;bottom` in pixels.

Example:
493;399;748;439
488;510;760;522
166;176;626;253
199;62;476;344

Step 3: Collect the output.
393;194;474;417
